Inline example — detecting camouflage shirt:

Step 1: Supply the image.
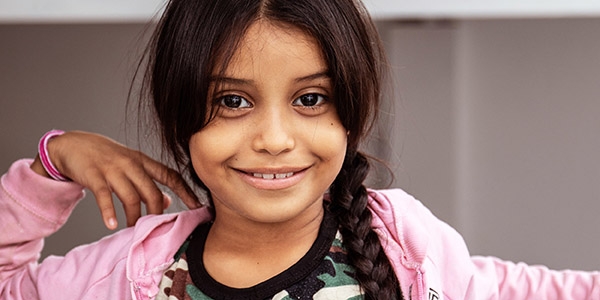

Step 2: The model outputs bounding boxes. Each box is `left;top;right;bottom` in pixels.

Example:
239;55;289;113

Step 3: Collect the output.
157;210;363;300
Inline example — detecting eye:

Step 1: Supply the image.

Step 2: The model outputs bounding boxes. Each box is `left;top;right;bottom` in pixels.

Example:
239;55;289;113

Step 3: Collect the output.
292;93;327;107
219;95;252;109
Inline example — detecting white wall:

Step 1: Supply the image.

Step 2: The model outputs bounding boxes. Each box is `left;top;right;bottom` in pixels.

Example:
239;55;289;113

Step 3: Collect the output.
1;18;600;271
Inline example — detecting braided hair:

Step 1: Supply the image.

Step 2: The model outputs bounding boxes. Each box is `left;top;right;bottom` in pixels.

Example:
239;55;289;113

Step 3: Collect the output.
329;149;402;299
140;0;402;298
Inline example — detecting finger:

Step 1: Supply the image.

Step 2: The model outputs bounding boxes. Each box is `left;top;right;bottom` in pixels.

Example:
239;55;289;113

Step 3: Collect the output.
124;167;166;216
121;201;141;227
162;169;201;210
108;175;142;227
140;156;201;209
85;171;119;230
139;185;164;216
162;193;172;210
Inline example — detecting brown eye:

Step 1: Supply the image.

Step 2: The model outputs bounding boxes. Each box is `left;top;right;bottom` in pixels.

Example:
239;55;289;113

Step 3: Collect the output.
220;95;252;108
292;93;326;107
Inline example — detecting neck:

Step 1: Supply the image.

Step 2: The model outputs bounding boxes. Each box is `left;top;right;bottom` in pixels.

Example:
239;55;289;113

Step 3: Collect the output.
209;202;324;253
201;201;325;288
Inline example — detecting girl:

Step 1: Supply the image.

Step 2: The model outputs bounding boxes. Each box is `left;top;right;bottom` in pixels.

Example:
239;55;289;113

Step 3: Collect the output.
1;0;600;299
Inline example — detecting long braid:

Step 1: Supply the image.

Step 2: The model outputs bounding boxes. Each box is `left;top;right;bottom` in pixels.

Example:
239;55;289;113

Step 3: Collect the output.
329;149;402;300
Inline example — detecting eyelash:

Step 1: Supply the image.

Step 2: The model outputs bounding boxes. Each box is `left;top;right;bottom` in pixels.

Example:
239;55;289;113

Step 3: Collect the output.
213;92;329;119
217;94;253;109
291;93;328;108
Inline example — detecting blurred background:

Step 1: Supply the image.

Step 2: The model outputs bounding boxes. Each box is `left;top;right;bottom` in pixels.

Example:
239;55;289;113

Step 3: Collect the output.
1;0;600;271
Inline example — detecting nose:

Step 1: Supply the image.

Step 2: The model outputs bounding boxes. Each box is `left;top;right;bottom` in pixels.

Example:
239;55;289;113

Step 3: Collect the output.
251;106;295;155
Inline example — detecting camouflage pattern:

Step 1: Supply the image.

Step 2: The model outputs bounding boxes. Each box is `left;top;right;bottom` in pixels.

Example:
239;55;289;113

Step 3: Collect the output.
157;231;363;300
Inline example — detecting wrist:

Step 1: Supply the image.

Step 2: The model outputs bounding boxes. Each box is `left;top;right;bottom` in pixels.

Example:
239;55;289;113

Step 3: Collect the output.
31;155;51;178
37;129;70;181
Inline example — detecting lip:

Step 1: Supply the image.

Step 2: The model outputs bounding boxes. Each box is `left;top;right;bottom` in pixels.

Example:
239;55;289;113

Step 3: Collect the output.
233;166;310;190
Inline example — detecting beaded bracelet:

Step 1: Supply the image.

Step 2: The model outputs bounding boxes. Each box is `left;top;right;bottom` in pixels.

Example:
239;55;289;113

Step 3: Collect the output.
38;129;70;181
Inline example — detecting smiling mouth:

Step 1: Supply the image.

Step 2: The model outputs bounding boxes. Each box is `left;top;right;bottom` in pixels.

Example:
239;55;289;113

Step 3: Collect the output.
252;172;295;180
234;167;309;190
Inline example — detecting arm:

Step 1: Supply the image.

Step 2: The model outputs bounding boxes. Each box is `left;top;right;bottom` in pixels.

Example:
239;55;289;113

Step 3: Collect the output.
1;131;201;298
368;189;600;299
0;159;85;280
426;206;600;299
468;256;600;299
1;165;141;299
420;199;600;299
30;131;201;229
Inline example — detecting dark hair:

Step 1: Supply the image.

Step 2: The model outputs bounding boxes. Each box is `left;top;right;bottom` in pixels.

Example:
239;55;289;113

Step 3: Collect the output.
140;0;400;298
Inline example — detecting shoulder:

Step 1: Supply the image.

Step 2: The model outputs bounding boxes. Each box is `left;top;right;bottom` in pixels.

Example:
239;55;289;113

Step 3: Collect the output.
367;188;469;260
366;188;477;298
37;208;213;299
366;188;438;265
127;208;213;275
367;188;441;236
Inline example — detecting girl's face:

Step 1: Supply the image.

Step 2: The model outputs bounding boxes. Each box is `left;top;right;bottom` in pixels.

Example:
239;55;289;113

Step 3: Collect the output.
189;20;347;225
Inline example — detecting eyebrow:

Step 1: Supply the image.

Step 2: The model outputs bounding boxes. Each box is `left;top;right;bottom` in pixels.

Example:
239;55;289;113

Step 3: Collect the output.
209;76;253;86
294;71;331;83
209;70;331;85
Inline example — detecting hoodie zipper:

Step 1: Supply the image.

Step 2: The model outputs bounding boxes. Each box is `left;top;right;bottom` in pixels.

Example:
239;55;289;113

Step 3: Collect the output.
416;267;426;300
131;281;143;300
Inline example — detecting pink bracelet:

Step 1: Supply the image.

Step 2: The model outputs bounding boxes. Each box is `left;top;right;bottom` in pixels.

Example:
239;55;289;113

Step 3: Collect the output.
38;129;70;181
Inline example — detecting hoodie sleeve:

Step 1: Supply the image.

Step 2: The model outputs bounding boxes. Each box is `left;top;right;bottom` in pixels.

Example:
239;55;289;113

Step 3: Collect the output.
467;255;600;299
0;159;85;290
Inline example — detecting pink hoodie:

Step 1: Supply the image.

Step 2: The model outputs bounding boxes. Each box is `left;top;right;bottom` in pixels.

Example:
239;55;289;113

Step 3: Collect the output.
1;159;600;299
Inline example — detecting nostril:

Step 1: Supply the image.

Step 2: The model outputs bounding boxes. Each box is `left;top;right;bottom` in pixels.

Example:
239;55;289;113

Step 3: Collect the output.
252;127;295;155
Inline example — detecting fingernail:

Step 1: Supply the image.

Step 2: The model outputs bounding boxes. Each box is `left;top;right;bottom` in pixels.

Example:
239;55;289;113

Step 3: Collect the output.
107;218;117;229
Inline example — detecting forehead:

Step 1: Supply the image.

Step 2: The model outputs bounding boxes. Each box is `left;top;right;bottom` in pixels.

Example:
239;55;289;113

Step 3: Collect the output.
219;20;327;77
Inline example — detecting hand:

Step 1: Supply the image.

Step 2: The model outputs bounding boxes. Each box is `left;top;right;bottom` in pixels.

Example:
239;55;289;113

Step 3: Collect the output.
31;131;201;230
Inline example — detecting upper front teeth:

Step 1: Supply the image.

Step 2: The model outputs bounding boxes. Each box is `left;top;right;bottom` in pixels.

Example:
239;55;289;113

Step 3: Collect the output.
253;172;294;179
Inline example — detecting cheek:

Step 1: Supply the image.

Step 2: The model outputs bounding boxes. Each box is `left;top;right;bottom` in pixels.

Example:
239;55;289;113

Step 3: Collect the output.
309;117;348;165
188;133;212;180
189;126;238;178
